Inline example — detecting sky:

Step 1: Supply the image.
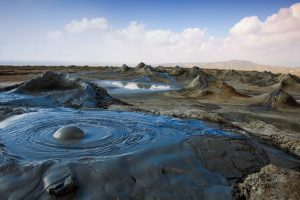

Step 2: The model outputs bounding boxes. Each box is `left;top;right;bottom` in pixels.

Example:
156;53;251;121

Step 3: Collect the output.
0;0;300;66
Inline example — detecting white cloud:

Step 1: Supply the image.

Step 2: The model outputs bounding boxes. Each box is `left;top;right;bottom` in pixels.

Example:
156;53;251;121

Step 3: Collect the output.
108;23;210;62
1;3;300;66
228;3;300;43
64;17;109;33
25;3;300;65
229;16;262;36
224;3;300;65
47;30;63;39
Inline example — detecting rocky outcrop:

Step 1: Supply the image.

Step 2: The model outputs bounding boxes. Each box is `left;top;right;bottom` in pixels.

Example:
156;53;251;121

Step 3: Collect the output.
43;165;78;197
235;164;300;200
2;71;128;108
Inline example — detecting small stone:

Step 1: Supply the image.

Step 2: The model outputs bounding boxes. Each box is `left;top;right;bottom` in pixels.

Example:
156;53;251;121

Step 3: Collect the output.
43;165;78;197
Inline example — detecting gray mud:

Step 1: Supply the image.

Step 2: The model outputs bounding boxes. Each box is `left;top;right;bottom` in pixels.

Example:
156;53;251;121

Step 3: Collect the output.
0;108;236;161
0;71;127;109
0;69;300;199
0;108;299;199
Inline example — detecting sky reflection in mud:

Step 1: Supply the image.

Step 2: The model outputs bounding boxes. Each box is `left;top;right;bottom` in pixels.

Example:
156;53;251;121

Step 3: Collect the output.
94;80;178;95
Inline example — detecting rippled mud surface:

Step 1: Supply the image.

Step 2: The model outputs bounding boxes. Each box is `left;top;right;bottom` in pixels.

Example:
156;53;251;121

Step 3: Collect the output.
0;108;241;199
0;109;299;200
0;108;234;161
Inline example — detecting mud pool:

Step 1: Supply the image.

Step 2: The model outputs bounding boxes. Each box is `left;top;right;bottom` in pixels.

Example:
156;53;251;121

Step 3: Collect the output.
0;107;266;199
0;108;235;161
93;80;178;95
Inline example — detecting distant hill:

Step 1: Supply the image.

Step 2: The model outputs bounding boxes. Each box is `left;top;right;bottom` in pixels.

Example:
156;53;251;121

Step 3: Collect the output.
161;60;300;76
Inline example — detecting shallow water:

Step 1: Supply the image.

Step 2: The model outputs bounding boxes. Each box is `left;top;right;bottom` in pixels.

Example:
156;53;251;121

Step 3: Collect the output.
0;108;235;161
94;80;178;95
0;91;34;103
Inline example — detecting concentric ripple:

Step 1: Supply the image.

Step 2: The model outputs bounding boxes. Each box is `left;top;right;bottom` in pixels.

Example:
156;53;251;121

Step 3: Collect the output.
0;108;234;161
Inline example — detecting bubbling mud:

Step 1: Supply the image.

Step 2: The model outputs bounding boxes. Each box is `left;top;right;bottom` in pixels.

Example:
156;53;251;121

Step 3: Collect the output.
53;126;85;141
0;108;234;161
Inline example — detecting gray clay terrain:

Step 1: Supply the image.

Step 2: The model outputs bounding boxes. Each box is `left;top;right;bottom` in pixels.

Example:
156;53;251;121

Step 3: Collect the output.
0;63;300;200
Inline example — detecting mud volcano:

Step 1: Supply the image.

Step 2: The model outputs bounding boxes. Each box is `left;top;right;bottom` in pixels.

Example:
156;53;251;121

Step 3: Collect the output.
166;73;248;99
0;71;127;108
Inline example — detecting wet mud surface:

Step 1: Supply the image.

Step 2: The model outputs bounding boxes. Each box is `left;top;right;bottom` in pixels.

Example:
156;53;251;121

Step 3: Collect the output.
0;66;300;199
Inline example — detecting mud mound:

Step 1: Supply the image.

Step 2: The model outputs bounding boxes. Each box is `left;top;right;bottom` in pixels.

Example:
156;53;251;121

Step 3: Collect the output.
250;88;299;110
190;66;201;76
15;71;87;93
172;75;247;99
2;71;127;108
252;71;279;86
208;70;279;86
276;73;300;91
185;73;216;89
134;62;155;74
118;64;130;72
168;65;186;76
279;73;300;84
155;65;167;73
166;66;209;84
240;71;278;86
176;66;207;78
219;69;243;82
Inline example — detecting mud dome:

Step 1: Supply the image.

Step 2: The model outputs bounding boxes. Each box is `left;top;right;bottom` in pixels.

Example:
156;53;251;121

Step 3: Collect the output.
53;126;85;141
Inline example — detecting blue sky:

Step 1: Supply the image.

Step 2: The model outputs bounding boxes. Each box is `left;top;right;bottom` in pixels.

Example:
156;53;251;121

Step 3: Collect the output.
1;0;298;35
0;0;300;66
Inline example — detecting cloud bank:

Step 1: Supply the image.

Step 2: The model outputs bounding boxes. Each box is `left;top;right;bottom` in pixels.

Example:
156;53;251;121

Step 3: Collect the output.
2;3;300;66
225;3;300;65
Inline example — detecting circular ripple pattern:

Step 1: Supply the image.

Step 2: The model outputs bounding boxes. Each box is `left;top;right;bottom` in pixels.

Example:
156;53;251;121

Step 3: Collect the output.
0;108;233;161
